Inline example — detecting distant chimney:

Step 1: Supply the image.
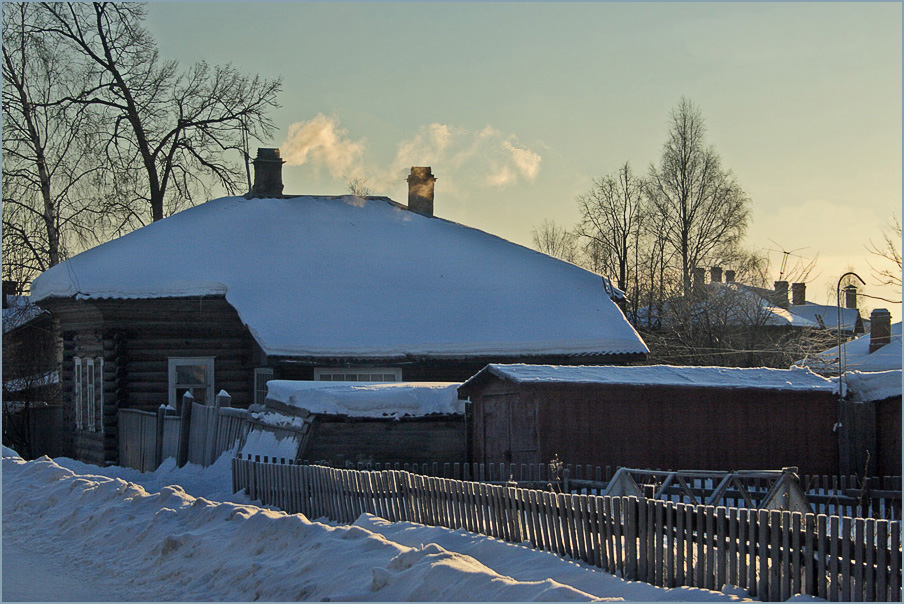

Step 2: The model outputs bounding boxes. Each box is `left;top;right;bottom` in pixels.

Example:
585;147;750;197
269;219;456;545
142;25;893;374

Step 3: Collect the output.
869;308;892;353
251;148;284;197
2;280;16;308
791;282;806;306
724;270;736;283
773;281;789;308
407;167;436;217
710;267;722;283
693;267;706;290
844;285;858;310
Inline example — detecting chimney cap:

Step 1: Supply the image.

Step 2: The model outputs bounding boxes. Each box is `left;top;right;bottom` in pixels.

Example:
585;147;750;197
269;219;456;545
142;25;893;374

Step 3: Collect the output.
254;147;284;164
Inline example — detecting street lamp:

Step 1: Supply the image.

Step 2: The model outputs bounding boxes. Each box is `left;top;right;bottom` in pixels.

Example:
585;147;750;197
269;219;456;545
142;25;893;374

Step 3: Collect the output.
836;271;865;392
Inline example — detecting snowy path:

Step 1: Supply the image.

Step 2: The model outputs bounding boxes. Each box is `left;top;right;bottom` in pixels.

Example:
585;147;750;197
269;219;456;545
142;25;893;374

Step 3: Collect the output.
2;451;753;601
2;533;132;602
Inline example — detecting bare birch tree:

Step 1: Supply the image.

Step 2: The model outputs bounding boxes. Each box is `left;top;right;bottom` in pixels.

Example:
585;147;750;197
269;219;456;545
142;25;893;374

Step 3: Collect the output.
2;3;104;286
38;2;282;227
867;215;902;291
646;98;750;294
530;219;580;264
576;162;645;292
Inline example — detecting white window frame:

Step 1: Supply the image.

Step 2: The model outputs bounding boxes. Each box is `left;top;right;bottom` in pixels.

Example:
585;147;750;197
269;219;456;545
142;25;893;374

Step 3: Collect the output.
168;357;215;407
254;367;274;406
313;367;402;382
86;358;96;432
95;357;104;434
74;357;83;429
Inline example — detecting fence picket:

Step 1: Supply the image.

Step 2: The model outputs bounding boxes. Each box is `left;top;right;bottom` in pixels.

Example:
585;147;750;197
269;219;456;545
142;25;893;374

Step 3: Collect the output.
890;521;900;602
716;506;726;592
865;518;875;602
757;509;768;599
841;516;852;601
876;520;888;601
790;512;802;599
855;518;865;602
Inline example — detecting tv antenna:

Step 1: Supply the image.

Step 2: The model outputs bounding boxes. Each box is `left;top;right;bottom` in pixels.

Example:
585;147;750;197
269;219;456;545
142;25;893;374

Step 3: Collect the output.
766;239;809;281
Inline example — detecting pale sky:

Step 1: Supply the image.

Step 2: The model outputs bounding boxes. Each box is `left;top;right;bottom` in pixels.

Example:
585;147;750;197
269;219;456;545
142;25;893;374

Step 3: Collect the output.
147;2;902;318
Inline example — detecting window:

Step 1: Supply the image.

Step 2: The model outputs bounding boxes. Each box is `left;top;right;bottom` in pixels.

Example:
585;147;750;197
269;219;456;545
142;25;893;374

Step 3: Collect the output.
313;367;402;382
73;356;103;432
254;368;274;405
168;357;214;407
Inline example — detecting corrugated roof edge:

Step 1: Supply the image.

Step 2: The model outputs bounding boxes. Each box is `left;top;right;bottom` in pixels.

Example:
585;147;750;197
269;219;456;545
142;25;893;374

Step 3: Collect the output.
459;363;838;396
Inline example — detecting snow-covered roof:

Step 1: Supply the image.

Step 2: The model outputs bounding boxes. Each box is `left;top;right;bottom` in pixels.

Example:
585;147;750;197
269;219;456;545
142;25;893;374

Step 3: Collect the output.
844;370;902;402
29;195;647;360
634;282;820;329
461;363;838;392
266;380;464;417
798;322;902;373
2;295;48;333
790;303;861;331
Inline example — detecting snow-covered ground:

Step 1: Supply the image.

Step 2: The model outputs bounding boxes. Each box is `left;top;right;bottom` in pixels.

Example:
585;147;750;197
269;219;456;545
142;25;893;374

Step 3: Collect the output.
4;447;810;601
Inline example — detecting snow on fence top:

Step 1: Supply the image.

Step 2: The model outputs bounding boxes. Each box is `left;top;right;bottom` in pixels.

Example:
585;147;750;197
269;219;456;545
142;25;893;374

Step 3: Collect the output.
462;363;839;392
265;380;464;417
29;195;647;359
844;369;903;402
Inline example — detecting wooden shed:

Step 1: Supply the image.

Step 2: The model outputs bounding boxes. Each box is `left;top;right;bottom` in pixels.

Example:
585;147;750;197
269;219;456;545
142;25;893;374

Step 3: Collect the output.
459;364;842;476
262;380;466;466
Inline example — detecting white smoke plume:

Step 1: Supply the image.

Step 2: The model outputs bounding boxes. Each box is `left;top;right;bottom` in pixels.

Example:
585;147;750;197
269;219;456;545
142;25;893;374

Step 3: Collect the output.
279;115;542;193
281;114;366;178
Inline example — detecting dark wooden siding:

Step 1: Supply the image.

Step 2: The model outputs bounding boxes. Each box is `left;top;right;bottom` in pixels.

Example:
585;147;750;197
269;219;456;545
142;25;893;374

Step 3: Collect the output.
46;296;256;465
303;415;466;466
468;380;840;476
876;396;902;476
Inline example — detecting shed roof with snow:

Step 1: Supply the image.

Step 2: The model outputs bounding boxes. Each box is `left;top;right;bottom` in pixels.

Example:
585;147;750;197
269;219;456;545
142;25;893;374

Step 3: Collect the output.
30;195;647;360
460;363;838;394
265;380;463;417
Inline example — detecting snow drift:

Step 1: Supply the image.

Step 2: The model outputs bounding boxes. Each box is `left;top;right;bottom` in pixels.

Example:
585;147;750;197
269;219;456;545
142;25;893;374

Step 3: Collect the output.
3;452;752;601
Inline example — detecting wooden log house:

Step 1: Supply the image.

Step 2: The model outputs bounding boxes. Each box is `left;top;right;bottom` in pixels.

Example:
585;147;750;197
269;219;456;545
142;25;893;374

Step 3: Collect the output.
29;150;647;465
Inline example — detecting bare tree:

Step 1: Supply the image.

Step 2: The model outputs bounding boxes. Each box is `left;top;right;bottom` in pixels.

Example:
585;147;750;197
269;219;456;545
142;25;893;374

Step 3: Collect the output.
867;215;902;291
2;3;103;287
530;219;580;264
345;175;372;197
646;98;750;294
576;162;645;292
38;2;282;227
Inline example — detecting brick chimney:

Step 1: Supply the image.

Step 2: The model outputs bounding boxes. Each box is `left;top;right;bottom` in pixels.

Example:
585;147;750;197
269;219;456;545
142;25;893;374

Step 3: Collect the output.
773;281;789;308
791;282;806;306
2;280;16;308
869;308;892;353
693;267;706;290
710;266;722;283
251;148;285;197
407;167;436;217
724;270;736;283
844;285;858;310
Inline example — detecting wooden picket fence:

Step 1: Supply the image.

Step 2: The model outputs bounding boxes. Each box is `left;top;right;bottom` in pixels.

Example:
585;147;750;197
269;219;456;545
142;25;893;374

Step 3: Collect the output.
232;459;902;601
320;459;901;521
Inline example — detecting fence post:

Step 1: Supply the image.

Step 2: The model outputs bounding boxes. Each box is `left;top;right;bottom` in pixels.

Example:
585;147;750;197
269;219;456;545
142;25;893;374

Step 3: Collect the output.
155;405;166;468
176;391;193;467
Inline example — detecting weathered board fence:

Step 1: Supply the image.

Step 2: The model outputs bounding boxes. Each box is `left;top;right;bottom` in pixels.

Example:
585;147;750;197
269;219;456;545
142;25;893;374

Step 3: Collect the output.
118;394;251;471
232;459;902;602
319;460;901;521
